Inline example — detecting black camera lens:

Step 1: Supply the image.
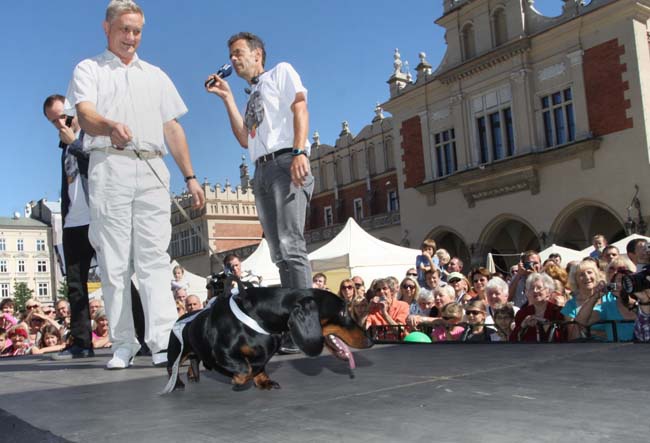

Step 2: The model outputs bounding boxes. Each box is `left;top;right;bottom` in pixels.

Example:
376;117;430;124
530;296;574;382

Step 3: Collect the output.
621;267;650;294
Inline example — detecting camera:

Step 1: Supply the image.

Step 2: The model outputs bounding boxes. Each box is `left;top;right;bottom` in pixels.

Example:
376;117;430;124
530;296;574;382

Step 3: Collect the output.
621;265;650;294
523;261;534;271
605;282;618;292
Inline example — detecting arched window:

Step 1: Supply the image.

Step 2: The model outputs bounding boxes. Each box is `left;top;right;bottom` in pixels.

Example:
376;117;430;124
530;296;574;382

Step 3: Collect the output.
320;162;329;190
384;138;395;170
493;8;508;47
367;144;377;176
350;151;359;181
335;159;344;185
462;23;476;60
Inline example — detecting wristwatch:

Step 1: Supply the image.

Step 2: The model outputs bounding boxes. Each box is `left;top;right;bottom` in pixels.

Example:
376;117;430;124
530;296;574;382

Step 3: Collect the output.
184;175;197;183
292;148;306;157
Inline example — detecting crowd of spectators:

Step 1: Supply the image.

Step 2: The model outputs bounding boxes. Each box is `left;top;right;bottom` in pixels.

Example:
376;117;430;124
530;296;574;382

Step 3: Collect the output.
342;236;650;343
2;235;649;358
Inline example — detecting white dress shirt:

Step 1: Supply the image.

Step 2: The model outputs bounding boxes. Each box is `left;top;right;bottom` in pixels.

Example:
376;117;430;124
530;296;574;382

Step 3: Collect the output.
65;50;187;154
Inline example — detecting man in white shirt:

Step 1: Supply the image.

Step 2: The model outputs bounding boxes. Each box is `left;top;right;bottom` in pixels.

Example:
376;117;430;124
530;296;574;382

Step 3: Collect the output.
65;0;205;369
206;31;313;353
43;94;95;359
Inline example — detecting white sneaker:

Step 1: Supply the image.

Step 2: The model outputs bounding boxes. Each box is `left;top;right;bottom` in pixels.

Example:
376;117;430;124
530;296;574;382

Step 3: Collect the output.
151;351;168;367
106;345;139;370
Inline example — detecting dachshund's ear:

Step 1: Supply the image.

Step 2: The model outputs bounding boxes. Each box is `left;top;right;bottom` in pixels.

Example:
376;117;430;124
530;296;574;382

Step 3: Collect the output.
288;297;323;356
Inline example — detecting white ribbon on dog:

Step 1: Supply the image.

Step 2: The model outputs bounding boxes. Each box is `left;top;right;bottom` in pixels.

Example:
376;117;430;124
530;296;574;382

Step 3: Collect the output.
229;295;270;335
160;298;217;395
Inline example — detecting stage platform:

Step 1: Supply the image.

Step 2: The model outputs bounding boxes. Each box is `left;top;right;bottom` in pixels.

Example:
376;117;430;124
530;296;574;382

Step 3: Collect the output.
1;343;648;442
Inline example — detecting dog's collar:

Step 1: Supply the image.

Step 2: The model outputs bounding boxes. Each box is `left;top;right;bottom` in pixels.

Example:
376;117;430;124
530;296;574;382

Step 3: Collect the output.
229;295;270;335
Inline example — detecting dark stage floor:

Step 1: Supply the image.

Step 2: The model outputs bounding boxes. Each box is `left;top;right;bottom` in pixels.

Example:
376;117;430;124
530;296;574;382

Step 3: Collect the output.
1;343;649;443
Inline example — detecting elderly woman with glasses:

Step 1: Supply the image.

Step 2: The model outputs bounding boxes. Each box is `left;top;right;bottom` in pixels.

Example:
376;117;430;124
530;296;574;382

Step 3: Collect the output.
571;256;637;341
366;278;410;340
511;272;564;342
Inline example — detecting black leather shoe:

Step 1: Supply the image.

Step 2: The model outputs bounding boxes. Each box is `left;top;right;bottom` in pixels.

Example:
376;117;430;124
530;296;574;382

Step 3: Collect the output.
51;346;95;360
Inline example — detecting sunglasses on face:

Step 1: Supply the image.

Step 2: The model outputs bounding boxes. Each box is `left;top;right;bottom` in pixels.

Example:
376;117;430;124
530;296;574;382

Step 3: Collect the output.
466;310;482;316
26;305;39;309
354;283;363;289
401;285;415;290
343;285;354;290
407;273;418;277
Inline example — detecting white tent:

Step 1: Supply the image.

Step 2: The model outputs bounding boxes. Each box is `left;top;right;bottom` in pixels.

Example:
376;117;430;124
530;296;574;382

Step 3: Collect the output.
241;239;281;287
308;218;421;284
539;244;583;265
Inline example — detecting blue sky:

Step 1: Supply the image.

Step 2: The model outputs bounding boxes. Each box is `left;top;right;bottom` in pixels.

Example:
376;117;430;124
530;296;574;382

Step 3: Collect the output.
0;0;562;216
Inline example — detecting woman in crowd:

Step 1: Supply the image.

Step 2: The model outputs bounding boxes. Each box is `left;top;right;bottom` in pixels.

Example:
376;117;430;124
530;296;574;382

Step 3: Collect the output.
30;325;65;355
89;298;104;320
468;267;491;302
571;256;637;341
448;273;472;304
405;289;436;330
512;273;564;342
491;303;515;341
543;262;571;306
350;295;369;328
176;300;186;317
484;277;518;324
92;310;112;349
431;285;455;317
398;276;420;308
461;299;494;342
366;278;410;340
338;279;358;304
562;258;609;340
431;302;465;342
5;327;30;356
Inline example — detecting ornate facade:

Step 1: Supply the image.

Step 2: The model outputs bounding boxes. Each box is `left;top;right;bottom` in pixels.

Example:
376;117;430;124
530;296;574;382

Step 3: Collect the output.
383;0;650;270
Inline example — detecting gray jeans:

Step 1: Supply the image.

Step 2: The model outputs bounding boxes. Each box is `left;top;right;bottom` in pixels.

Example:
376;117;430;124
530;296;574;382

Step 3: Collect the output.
253;153;314;289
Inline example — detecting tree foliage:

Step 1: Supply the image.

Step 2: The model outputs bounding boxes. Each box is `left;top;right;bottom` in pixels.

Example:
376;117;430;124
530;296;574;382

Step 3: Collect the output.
12;282;34;312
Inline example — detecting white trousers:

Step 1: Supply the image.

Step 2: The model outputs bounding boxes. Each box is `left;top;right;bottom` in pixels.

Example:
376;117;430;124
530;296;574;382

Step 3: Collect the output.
88;151;176;354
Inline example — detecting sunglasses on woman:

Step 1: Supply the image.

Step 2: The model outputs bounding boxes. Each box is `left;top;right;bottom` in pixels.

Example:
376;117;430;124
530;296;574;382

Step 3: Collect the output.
342;285;354;290
401;284;415;290
466;310;482;316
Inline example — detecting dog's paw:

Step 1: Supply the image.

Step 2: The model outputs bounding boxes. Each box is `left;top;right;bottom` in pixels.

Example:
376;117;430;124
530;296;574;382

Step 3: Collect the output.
255;379;281;390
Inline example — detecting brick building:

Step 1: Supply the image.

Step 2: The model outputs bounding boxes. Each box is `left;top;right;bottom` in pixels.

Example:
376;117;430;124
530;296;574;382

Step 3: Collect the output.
306;107;405;251
170;156;263;276
376;0;650;270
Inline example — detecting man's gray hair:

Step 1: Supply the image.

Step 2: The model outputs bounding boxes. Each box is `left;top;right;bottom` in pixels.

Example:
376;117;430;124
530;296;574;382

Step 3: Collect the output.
106;0;145;24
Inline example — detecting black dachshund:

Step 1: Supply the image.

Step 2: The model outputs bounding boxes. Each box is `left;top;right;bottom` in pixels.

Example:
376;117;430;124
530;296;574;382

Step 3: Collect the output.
164;286;372;392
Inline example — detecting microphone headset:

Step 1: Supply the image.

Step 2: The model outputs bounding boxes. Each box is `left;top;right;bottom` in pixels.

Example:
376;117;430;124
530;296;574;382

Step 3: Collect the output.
244;75;261;95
